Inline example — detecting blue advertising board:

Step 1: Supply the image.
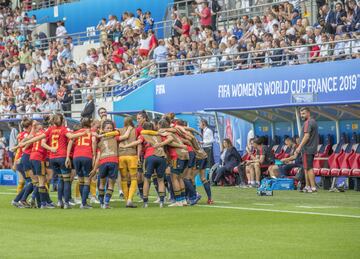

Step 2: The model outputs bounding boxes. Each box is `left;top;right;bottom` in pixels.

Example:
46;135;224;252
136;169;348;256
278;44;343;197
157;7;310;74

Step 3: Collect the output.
154;59;360;113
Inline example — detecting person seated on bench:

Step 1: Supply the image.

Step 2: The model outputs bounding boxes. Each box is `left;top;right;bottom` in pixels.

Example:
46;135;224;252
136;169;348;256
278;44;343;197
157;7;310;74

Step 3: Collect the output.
246;137;277;187
278;136;303;177
213;138;241;185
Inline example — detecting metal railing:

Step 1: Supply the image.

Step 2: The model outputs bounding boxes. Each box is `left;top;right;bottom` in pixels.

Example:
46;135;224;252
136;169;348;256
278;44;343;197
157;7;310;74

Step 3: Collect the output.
23;0;80;11
0;110;82;120
32;29;101;50
71;61;156;103
151;38;359;77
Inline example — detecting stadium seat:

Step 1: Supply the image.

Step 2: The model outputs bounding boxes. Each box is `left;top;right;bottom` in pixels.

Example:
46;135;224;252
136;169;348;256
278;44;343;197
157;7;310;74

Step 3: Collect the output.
341;144;359;176
319;144;346;176
331;143;355;176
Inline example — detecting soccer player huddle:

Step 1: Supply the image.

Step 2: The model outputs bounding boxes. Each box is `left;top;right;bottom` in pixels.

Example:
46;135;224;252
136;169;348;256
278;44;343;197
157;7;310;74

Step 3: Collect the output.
10;110;213;209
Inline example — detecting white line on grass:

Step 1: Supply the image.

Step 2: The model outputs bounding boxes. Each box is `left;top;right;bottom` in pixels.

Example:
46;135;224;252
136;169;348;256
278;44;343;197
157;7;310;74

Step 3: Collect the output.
253;203;274;206
199;205;360;219
296;205;339;209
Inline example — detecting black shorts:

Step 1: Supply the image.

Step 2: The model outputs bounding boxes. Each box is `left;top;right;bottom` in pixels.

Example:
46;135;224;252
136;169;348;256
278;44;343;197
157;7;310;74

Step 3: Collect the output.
302;153;315;170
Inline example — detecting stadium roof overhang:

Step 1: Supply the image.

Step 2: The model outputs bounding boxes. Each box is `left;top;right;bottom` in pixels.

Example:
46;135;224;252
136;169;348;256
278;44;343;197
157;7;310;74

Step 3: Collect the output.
204;103;360;142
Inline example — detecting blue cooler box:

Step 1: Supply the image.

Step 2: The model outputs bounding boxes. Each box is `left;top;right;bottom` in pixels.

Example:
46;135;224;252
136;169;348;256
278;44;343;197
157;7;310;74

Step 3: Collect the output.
259;178;295;191
0;170;18;186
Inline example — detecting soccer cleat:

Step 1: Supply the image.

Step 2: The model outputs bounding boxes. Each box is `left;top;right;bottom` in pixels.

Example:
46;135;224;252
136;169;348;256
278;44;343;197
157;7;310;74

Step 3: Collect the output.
195;193;202;203
46;203;56;209
126;201;137;208
90;196;100;204
153;197;160;204
119;191;124;199
19;201;31;208
207;199;214;205
142;202;148;208
311;187;317;193
159;202;164;208
301;186;309;193
80;204;93;209
168;202;183;207
104;203;111;209
57;201;64;208
30;198;36;208
182;200;188;206
75;199;82;205
69;199;76;206
11;200;20;208
329;187;340;193
63;203;72;209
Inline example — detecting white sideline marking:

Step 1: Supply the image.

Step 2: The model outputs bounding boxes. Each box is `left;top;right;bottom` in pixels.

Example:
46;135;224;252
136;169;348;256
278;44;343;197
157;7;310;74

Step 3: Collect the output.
253;203;274;206
0;192;16;195
296;205;339;209
199;205;360;219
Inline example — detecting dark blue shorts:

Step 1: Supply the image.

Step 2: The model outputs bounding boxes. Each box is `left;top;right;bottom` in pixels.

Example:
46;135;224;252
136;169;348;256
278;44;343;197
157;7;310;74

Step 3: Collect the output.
21;153;32;171
171;159;188;175
16;163;26;178
99;163;118;180
188;151;196;168
50;158;70;175
196;159;207;170
31;160;46;176
8;151;14;160
74;157;92;177
144;156;166;179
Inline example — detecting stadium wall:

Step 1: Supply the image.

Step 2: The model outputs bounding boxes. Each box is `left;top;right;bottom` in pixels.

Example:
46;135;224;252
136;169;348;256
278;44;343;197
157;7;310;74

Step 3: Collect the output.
28;0;173;34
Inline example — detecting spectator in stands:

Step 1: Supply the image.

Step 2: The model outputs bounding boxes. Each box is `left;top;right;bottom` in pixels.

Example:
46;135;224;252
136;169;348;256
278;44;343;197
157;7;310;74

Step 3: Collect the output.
195;1;212;30
81;94;95;119
213;138;241;185
97;18;108;45
153;39;168;77
55;20;67;41
143;11;154;33
171;13;182;39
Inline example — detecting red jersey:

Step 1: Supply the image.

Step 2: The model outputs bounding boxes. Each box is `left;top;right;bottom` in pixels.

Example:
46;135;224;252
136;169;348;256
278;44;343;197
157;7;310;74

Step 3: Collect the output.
45;126;69;159
160;136;178;160
135;126;143;138
21;131;33;155
30;130;46;161
73;129;93;159
138;135;157;159
17;132;27;158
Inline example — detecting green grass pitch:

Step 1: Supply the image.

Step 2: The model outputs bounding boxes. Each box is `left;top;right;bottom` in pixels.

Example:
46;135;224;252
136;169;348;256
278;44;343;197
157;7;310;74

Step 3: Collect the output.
0;184;359;259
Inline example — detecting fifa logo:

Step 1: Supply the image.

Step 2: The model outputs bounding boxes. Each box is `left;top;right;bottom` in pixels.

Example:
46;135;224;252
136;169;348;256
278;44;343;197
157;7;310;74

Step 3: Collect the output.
156;84;166;95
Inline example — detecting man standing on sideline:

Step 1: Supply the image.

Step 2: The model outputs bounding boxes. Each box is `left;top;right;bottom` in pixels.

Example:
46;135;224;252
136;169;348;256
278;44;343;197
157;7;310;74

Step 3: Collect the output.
295;107;319;193
81;95;95;119
8;122;18;168
200;119;215;168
